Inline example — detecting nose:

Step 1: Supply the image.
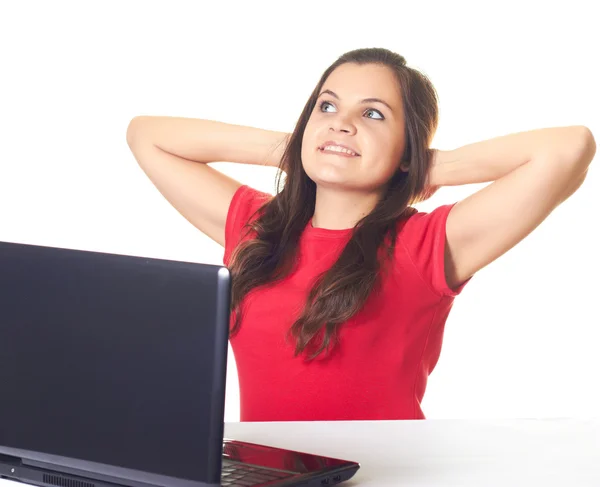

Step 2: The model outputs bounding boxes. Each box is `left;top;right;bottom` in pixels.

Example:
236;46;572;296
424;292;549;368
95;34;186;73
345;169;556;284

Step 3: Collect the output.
329;114;356;135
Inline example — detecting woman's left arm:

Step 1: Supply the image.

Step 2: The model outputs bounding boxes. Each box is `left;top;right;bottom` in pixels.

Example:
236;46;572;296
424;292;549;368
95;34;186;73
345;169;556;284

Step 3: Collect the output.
429;125;596;289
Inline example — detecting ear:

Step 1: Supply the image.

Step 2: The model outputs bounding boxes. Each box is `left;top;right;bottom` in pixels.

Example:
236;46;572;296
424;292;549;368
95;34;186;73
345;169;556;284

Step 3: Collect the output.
399;161;410;172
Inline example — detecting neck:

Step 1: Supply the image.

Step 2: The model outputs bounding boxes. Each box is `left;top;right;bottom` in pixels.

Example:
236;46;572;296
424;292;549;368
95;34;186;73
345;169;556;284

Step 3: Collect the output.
311;186;382;230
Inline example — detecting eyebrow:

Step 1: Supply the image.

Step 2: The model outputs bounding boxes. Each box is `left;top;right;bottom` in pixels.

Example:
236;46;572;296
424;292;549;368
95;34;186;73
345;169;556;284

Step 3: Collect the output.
318;89;395;113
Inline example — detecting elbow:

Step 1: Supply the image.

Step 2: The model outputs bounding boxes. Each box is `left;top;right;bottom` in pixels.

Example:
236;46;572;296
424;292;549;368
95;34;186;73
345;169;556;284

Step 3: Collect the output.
552;127;594;204
572;126;596;171
126;116;142;148
126;116;153;148
554;126;596;181
583;126;596;162
563;127;593;201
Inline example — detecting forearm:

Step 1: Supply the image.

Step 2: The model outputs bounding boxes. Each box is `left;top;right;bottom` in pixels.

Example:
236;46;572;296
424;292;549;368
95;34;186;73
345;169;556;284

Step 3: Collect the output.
126;116;289;167
430;125;593;187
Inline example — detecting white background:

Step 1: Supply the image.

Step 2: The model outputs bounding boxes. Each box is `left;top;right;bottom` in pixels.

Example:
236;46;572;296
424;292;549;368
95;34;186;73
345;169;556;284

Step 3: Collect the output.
0;1;598;422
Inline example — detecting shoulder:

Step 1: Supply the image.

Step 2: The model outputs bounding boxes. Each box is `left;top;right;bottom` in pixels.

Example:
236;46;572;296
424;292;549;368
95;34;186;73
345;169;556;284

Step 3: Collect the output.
399;203;456;238
393;203;469;297
394;203;456;256
223;185;272;265
226;185;272;227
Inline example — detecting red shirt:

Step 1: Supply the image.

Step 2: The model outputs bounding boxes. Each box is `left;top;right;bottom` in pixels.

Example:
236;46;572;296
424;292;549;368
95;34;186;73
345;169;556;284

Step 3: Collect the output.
223;185;468;421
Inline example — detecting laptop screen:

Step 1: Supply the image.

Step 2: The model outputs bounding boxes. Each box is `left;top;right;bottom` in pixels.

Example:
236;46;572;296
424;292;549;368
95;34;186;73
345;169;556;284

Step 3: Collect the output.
0;242;230;484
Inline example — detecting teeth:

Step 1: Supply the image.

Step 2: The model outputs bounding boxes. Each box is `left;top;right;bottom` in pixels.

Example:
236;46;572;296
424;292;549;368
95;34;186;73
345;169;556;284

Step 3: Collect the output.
322;145;358;156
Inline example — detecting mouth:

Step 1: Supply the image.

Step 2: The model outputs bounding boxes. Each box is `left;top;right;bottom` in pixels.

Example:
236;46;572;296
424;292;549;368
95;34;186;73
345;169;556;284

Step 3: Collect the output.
318;142;361;157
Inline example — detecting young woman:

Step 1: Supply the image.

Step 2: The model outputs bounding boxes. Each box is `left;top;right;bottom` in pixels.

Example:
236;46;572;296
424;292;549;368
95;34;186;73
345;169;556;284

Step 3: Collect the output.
126;48;595;422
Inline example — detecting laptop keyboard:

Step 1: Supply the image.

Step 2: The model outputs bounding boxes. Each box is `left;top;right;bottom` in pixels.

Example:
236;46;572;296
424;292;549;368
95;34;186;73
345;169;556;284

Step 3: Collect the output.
221;459;295;486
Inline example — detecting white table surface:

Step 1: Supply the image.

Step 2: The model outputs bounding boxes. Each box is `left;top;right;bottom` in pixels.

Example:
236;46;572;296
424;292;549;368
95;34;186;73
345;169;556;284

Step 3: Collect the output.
1;418;598;487
224;418;599;486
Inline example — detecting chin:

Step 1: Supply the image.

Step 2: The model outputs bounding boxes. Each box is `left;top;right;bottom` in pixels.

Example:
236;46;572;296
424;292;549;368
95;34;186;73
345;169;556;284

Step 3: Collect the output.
303;161;346;188
308;174;369;192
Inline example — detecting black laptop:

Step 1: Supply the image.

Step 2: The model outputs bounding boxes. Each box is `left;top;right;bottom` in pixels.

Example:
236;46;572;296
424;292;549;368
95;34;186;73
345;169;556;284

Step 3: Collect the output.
0;240;359;487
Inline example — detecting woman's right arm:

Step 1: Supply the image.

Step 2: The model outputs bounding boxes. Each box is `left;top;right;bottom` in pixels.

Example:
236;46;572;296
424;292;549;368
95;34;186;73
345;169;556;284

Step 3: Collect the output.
126;116;290;246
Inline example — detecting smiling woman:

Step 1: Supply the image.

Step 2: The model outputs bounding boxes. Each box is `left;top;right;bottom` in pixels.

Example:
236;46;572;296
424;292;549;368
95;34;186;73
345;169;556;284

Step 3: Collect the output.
126;47;595;423
301;62;412;222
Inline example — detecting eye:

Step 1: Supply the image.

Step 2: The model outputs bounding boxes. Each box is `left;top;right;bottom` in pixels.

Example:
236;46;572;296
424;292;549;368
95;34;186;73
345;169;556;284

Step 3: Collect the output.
318;101;385;121
319;101;335;113
365;109;384;120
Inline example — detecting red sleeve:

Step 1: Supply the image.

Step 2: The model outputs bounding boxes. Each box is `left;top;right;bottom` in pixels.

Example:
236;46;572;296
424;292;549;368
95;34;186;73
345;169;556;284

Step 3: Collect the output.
398;203;470;298
223;185;271;266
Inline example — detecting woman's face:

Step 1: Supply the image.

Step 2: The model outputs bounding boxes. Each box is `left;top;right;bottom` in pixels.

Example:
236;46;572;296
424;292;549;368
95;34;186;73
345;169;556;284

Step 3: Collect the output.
301;63;406;194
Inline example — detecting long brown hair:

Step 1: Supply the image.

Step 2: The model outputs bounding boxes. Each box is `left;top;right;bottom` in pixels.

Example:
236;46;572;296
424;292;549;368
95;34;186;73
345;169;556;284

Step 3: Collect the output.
229;47;439;359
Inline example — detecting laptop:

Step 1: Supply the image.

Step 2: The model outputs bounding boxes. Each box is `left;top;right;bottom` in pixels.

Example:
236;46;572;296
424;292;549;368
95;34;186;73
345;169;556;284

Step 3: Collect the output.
0;240;360;487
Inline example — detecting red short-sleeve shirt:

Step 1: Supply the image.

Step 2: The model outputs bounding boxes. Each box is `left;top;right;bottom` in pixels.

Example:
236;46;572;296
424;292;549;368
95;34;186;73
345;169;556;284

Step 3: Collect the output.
224;185;468;421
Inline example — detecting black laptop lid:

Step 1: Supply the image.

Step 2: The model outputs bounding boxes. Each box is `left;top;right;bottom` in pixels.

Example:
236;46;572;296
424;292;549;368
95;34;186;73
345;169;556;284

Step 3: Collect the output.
0;241;231;485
